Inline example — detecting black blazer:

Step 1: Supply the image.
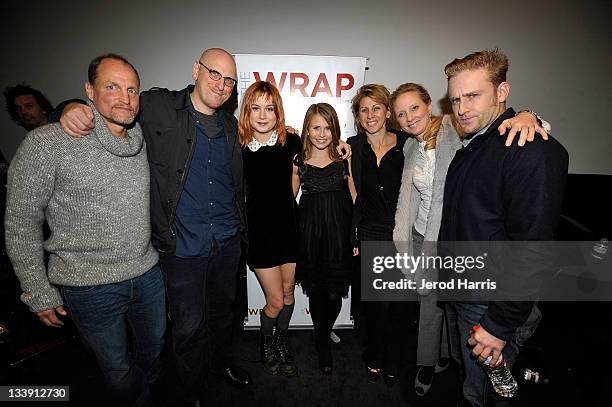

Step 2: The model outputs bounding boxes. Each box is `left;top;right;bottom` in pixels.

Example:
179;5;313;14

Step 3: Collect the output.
439;108;569;340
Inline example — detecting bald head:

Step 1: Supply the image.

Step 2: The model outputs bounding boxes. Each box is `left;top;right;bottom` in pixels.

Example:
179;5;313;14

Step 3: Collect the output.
191;47;237;115
200;48;237;77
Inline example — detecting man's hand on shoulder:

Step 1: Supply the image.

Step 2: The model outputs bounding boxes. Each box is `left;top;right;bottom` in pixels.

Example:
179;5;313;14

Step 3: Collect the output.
60;103;94;138
36;305;67;328
468;324;507;366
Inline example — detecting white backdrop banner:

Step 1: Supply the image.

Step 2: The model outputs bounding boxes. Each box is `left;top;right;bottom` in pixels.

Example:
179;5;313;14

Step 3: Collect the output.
235;54;366;329
234;54;367;140
245;277;353;329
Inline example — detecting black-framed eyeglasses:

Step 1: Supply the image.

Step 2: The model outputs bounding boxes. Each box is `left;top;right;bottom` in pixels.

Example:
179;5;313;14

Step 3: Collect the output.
198;61;237;87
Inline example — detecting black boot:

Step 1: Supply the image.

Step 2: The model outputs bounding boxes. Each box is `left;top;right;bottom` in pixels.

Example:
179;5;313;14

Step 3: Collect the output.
274;329;297;376
260;334;279;375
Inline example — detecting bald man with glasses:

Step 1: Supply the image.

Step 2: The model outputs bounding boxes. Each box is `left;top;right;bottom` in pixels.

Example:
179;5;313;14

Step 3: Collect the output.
59;48;251;407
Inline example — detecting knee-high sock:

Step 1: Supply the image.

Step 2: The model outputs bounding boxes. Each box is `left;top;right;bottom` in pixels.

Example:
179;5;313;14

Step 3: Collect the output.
260;310;276;337
276;302;295;331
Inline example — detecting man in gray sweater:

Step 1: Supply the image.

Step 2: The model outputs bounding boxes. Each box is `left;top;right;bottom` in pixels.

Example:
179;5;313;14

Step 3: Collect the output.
5;54;164;407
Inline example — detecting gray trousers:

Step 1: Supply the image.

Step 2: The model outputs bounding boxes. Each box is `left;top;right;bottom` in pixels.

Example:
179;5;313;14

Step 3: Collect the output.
413;227;449;366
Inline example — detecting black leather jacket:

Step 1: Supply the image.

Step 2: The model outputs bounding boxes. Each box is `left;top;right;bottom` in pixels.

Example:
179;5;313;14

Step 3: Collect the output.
139;85;246;253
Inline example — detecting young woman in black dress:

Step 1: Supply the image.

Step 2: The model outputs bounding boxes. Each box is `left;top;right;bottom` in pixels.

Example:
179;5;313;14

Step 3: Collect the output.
239;81;301;377
294;103;356;375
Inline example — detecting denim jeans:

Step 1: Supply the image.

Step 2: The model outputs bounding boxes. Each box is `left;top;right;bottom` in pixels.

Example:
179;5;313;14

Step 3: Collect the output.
445;302;541;407
61;265;166;407
160;234;240;404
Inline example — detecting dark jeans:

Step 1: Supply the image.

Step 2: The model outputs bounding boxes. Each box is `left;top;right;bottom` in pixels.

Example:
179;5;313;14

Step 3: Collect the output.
62;265;166;407
446;302;541;407
160;234;240;404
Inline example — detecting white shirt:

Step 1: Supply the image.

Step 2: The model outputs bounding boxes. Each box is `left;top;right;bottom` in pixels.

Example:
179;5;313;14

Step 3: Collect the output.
412;140;436;235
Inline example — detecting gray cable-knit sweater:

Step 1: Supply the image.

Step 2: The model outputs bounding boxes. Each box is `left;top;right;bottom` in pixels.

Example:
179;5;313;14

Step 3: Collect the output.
5;103;159;312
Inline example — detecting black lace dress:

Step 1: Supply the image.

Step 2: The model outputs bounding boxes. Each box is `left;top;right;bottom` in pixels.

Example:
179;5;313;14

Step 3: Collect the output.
295;157;354;298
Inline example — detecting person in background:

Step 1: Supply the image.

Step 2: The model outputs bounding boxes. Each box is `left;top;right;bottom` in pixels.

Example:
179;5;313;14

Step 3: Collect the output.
4;84;53;131
1;84;55;350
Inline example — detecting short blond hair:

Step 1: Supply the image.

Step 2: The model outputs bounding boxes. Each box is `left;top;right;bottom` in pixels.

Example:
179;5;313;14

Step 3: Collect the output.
444;48;509;88
351;84;390;134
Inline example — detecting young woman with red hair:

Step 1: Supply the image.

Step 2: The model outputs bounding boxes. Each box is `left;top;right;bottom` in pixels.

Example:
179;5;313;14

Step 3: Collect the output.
239;81;301;377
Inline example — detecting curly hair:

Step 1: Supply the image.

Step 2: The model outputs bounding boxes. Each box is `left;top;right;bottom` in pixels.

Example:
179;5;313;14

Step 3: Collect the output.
3;83;54;124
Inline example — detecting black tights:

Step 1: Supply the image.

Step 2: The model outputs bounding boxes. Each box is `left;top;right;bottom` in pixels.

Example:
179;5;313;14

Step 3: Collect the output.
308;290;342;353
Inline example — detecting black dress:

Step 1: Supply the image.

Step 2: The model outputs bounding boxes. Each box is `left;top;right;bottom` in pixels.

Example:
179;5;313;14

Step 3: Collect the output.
243;133;301;269
295;157;354;298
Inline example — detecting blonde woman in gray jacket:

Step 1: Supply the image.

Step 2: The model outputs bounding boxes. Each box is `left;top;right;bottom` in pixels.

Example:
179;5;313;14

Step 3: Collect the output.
391;83;548;396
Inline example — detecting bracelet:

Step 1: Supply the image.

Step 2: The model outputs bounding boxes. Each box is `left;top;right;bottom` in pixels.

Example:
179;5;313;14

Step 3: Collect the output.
517;110;552;134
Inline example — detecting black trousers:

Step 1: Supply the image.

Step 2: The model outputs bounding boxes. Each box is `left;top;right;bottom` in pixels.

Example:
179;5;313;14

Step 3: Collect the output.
359;226;404;373
160;234;240;403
